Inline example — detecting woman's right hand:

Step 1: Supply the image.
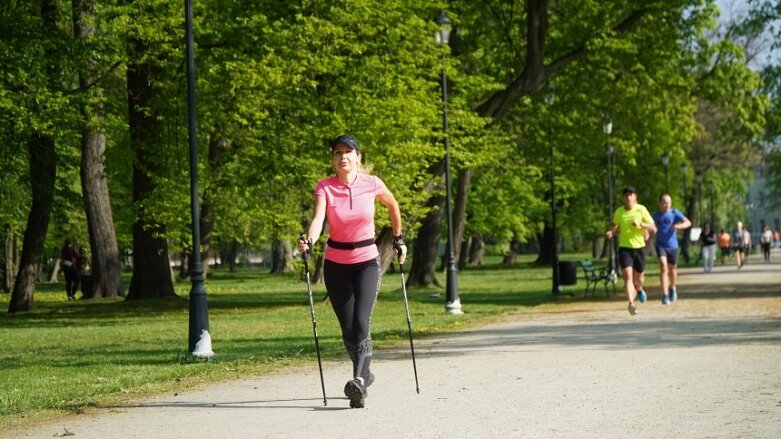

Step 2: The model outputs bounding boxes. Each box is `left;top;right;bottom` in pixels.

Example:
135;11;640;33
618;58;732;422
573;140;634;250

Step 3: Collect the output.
298;235;312;254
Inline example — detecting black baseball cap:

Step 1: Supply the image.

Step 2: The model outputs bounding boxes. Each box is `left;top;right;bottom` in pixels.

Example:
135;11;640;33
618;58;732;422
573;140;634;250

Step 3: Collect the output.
622;185;637;195
331;134;360;151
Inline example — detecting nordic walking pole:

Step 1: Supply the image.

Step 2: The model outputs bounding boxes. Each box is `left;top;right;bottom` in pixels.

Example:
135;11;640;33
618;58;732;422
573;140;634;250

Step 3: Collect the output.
301;235;327;406
398;255;420;394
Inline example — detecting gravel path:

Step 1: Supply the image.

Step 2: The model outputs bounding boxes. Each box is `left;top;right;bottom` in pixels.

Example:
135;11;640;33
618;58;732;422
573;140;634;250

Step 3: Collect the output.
11;256;781;439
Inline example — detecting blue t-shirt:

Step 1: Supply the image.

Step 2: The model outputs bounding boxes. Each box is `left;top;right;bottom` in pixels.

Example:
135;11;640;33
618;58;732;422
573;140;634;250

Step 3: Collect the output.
652;208;686;249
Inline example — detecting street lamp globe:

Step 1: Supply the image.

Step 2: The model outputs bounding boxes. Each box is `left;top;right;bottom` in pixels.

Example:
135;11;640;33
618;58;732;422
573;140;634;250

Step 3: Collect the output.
435;10;452;44
662;151;670;193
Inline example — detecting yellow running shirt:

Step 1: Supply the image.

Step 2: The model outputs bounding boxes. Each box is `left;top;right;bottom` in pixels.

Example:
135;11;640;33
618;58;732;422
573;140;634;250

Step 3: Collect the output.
612;204;653;249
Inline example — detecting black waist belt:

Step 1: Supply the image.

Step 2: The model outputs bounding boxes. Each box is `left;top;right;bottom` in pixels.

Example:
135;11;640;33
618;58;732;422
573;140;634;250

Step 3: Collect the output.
327;238;376;250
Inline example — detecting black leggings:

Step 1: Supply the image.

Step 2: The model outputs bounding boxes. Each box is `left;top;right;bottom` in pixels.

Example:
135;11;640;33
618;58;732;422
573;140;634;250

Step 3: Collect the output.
324;257;381;381
64;269;80;297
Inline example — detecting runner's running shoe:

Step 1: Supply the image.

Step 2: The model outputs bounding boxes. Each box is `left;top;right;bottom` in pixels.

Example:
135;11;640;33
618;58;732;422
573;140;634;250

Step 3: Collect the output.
637;289;647;303
662;295;671;305
628;303;638;315
669;287;677;302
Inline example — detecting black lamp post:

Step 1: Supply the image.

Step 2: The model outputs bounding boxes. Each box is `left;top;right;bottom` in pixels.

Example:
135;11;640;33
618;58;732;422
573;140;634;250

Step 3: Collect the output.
603;118;616;278
185;0;213;358
546;92;560;296
696;173;703;224
680;162;690;263
435;11;462;315
709;180;714;223
662;151;670;193
681;162;688;207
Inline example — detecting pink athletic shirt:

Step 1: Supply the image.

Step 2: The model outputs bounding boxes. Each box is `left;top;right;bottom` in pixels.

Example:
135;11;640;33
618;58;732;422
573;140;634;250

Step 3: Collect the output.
316;174;387;264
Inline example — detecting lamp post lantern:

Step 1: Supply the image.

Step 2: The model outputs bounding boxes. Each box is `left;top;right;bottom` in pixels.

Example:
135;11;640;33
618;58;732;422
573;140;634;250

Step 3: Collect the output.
662;151;670;193
435;10;462;315
603;118;616;278
185;0;213;358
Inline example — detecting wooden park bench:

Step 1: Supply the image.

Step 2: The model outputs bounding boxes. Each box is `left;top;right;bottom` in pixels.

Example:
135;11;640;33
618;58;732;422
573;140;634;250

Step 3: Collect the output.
578;259;617;298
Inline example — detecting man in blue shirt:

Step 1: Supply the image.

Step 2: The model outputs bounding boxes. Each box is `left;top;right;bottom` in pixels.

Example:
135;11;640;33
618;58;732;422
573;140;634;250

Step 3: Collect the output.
651;193;691;305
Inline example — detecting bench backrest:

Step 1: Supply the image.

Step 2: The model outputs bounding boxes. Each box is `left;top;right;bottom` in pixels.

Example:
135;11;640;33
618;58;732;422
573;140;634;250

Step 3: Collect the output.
579;260;596;271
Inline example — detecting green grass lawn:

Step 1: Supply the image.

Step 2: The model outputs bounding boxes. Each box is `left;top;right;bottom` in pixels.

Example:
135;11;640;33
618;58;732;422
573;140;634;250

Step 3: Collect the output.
0;253;648;429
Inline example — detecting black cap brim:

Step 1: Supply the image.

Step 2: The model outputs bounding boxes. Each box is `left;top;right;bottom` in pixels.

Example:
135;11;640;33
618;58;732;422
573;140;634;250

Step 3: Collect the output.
330;134;360;151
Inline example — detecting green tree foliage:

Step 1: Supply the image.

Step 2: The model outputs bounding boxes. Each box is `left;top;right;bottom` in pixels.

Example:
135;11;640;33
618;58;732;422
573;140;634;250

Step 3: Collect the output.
445;0;712;260
1;0;776;307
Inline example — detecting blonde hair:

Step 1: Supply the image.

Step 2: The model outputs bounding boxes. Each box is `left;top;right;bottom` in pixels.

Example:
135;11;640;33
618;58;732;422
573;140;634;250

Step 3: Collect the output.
355;151;373;174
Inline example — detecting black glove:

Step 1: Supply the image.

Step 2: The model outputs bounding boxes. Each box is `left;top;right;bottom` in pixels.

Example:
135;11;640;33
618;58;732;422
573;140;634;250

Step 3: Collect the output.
392;235;407;259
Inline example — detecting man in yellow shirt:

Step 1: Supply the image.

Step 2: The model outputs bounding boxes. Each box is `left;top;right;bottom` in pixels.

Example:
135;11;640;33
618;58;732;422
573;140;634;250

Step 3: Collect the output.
605;186;657;315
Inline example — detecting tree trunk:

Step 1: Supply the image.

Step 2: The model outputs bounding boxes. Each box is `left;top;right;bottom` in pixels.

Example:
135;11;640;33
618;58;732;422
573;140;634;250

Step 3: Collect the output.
536;223;556;266
9;0;59;313
468;233;485;266
502;235;522;265
451;169;473;268
9;134;57;313
3;225;19;293
125;37;176;300
458;236;471;270
73;0;124;300
179;252;189;279
79;108;124;298
407;194;445;287
198;133;229;280
227;240;238;273
270;236;293;274
127;221;176;299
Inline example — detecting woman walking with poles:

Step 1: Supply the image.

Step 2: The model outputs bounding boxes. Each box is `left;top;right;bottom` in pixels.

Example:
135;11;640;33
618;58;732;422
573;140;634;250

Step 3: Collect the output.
298;134;407;408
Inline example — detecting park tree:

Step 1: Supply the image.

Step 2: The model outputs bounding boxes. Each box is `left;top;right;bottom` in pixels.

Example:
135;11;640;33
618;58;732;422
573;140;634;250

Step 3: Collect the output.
2;0;129;308
123;0;182;300
735;0;781;208
406;0;710;286
72;0;125;298
4;0;78;312
4;0;775;311
170;1;458;278
675;0;772;251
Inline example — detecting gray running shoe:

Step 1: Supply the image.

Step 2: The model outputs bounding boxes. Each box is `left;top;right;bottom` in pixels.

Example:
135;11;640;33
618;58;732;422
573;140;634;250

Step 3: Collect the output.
628;303;638;315
344;379;367;408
